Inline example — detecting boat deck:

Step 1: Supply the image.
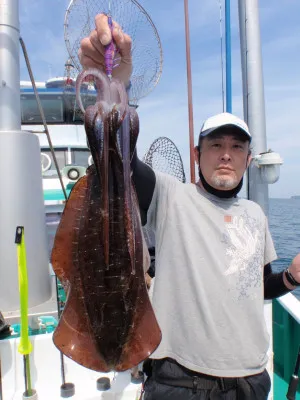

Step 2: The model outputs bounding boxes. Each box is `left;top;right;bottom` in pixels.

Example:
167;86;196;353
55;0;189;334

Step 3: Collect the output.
274;373;288;399
274;372;300;399
2;281;299;399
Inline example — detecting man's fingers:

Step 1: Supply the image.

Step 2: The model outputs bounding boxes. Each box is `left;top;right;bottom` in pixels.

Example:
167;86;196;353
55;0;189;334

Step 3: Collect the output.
79;13;132;83
89;30;105;55
120;33;132;60
112;20;122;32
80;35;105;63
78;49;105;71
94;13;132;57
112;30;132;60
95;14;112;46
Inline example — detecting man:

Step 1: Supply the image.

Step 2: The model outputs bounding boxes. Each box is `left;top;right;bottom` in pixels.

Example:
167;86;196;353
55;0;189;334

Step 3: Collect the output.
79;14;300;399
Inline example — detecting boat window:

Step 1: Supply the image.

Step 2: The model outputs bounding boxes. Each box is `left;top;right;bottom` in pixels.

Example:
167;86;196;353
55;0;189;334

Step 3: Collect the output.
72;149;91;167
45;212;62;257
21;94;64;124
64;92;97;123
41;148;68;178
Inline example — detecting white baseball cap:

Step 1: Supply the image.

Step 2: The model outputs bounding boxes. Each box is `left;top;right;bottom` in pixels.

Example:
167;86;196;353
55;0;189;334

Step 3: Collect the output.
199;112;251;142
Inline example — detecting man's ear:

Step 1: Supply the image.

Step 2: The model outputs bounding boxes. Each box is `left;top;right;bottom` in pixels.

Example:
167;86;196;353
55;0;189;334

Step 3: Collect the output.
194;146;200;166
246;153;252;168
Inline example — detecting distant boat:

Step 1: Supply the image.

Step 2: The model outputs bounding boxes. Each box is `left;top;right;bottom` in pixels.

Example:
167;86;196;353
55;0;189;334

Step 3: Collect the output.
291;195;300;199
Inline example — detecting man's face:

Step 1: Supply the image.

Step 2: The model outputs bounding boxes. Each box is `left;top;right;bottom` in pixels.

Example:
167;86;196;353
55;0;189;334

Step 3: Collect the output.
194;131;251;190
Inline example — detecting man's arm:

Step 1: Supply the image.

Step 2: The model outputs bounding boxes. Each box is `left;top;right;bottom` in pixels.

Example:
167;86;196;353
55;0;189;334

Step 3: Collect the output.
264;263;292;300
131;150;156;225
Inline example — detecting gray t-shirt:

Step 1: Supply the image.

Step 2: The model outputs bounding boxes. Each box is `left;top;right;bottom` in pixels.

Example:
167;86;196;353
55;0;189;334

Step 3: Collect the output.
146;172;277;377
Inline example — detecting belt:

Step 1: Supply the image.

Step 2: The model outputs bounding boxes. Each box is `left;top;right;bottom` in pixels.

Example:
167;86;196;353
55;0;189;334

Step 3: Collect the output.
155;374;238;394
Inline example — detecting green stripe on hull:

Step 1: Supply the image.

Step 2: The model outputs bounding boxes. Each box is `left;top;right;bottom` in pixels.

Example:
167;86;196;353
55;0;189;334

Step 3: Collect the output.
273;299;300;398
43;189;71;201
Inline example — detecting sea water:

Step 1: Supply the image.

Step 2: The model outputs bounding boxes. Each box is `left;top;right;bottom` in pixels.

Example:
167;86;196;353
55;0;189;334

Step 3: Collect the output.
45;198;300;299
269;198;300;299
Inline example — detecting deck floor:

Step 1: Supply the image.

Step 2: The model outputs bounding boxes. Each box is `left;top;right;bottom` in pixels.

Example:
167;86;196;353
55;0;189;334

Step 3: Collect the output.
274;372;299;399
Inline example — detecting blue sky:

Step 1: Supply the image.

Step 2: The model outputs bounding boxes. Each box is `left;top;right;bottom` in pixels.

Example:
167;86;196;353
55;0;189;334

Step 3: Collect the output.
19;0;300;198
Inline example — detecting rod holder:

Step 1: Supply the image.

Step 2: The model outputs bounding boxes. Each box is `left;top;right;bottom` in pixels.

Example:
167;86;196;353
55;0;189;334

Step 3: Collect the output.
97;377;111;391
22;389;38;400
60;382;75;398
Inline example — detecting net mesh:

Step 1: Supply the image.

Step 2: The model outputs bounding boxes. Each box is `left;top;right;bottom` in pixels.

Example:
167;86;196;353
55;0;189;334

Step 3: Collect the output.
143;137;186;183
142;137;186;248
64;0;163;104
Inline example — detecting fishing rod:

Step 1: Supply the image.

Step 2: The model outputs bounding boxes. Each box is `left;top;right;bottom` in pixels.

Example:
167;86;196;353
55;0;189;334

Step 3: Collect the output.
183;0;233;183
183;0;195;184
286;346;300;400
54;281;75;398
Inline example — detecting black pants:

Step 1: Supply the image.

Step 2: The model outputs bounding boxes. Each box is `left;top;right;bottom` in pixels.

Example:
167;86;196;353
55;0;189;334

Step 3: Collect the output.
0;312;10;338
143;358;271;400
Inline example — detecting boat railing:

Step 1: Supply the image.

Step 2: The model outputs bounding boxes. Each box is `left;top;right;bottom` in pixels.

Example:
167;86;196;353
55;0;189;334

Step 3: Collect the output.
273;293;300;388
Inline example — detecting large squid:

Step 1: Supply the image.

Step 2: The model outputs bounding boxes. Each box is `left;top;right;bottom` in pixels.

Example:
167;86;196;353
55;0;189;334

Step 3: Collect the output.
51;69;161;372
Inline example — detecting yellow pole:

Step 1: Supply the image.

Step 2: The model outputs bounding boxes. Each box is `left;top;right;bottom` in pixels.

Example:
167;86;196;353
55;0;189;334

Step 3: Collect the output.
15;226;33;396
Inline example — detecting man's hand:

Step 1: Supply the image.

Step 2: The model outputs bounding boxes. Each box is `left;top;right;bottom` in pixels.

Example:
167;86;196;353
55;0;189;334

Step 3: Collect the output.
78;13;132;86
290;253;300;282
284;253;300;289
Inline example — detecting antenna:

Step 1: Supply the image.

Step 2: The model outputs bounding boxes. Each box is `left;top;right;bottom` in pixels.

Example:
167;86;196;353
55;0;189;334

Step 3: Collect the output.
48;64;52;79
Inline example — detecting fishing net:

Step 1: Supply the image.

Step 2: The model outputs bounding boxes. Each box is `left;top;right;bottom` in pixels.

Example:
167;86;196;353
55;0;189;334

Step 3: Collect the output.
142;136;186;253
64;0;163;105
143;137;186;183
